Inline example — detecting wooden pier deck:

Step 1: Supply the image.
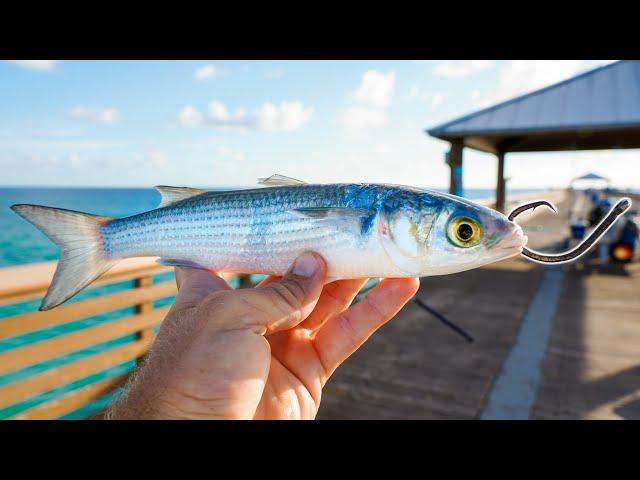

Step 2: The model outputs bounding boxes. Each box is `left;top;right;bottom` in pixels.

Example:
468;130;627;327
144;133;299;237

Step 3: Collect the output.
318;190;640;419
532;260;640;419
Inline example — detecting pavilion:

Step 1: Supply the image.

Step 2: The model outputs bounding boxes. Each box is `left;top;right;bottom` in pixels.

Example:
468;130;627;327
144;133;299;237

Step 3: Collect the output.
426;60;640;212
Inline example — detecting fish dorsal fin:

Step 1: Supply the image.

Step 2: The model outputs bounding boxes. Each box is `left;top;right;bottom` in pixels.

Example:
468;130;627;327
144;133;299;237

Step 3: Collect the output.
258;174;307;187
155;186;208;207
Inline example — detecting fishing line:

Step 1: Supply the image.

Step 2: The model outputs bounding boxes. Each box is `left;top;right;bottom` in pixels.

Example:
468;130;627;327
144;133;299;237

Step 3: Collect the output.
355;280;475;343
412;297;475;343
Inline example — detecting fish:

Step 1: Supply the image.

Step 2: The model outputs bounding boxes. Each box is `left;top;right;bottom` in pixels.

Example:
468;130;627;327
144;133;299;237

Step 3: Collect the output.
10;174;527;311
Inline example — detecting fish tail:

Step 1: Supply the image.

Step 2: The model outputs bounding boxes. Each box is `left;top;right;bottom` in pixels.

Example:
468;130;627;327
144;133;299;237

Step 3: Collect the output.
11;204;116;311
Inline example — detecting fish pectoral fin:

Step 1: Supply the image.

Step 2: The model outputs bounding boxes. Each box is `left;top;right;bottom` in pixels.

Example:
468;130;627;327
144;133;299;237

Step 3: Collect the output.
290;207;372;220
156;258;209;269
258;174;307;187
155;186;208;208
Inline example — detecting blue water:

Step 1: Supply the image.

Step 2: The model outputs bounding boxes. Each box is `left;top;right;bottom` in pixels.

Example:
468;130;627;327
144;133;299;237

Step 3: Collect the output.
0;186;540;419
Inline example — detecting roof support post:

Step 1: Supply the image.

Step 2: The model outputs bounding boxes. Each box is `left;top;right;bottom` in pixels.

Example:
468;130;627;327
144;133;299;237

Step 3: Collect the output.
496;149;506;213
448;140;464;196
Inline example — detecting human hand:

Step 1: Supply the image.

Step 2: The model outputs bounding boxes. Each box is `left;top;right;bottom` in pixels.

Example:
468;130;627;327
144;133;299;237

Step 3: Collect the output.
107;252;419;419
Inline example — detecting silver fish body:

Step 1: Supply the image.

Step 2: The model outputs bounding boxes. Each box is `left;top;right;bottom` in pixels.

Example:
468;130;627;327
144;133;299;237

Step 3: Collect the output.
100;183;524;279
11;182;526;310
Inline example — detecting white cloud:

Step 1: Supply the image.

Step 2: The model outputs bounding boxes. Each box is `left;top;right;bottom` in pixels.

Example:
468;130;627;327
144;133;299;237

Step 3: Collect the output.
408;86;444;107
208;101;249;128
433;60;495;78
193;64;221;81
338;107;387;130
472;60;616;107
70;105;121;125
178;106;204;127
338;70;396;132
6;60;59;71
256;101;313;132
351;70;395;108
178;100;312;132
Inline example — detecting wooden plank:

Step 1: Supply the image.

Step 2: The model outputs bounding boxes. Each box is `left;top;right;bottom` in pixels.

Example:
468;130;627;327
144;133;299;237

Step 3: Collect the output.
0;257;169;299
0;262;240;308
0;281;176;339
8;375;127;420
0;307;169;375
0;338;151;409
0;265;172;307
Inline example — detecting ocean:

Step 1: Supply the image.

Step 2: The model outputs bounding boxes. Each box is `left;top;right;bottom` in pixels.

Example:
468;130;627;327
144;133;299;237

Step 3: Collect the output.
0;186;542;419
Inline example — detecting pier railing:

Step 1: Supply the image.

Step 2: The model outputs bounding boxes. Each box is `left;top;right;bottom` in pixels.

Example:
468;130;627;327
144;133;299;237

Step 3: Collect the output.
0;258;244;420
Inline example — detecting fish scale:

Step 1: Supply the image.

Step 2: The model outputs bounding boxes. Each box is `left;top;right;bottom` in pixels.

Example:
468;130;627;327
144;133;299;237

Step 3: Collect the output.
101;184;379;277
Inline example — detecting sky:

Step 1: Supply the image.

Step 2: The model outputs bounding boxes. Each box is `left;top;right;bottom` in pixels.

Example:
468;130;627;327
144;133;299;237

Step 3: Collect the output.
1;59;636;190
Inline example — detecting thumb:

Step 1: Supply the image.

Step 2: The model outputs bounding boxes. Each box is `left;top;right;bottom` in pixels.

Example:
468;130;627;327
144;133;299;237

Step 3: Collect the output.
172;267;231;311
228;252;327;334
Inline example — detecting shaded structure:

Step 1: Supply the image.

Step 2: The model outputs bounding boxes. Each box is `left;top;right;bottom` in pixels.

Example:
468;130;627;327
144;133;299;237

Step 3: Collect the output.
570;172;610;190
427;60;640;212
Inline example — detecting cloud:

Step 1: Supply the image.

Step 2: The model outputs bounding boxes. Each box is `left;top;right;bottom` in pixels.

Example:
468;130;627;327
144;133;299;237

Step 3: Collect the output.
408;87;444;107
256;101;313;132
5;60;59;71
471;60;616;107
338;107;387;130
178;100;312;132
178;106;204;128
193;64;221;81
351;70;395;108
69;105;121;125
338;70;395;131
433;60;495;78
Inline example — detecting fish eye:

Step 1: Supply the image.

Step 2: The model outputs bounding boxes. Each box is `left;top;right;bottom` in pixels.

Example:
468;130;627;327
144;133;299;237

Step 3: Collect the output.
447;217;482;247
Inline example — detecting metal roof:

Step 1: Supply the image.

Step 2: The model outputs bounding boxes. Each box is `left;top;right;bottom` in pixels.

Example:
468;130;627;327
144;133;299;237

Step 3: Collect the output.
572;172;609;182
427;61;640;154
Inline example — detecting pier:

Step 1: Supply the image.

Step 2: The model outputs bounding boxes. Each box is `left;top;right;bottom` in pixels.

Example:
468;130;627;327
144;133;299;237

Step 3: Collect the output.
2;189;638;419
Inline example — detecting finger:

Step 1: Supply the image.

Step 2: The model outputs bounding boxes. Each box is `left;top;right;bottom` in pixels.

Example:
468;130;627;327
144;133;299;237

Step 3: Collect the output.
313;277;420;377
256;275;282;287
302;278;369;331
172;266;231;311
205;252;326;335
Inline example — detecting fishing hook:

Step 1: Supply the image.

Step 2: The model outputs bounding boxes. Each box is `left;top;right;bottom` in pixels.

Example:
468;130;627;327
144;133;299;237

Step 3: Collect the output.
508;197;632;264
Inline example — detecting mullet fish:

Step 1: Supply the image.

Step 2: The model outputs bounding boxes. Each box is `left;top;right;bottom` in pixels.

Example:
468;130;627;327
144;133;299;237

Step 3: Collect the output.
12;174;528;311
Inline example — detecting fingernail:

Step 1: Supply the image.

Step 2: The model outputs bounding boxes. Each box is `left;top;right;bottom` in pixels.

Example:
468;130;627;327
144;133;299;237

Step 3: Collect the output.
293;252;319;278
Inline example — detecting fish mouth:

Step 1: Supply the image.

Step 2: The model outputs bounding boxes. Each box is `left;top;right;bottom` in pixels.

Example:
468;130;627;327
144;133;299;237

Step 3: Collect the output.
492;224;528;252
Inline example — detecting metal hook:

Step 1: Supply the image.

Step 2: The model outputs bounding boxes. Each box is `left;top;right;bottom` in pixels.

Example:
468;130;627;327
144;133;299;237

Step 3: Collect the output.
508;197;632;264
